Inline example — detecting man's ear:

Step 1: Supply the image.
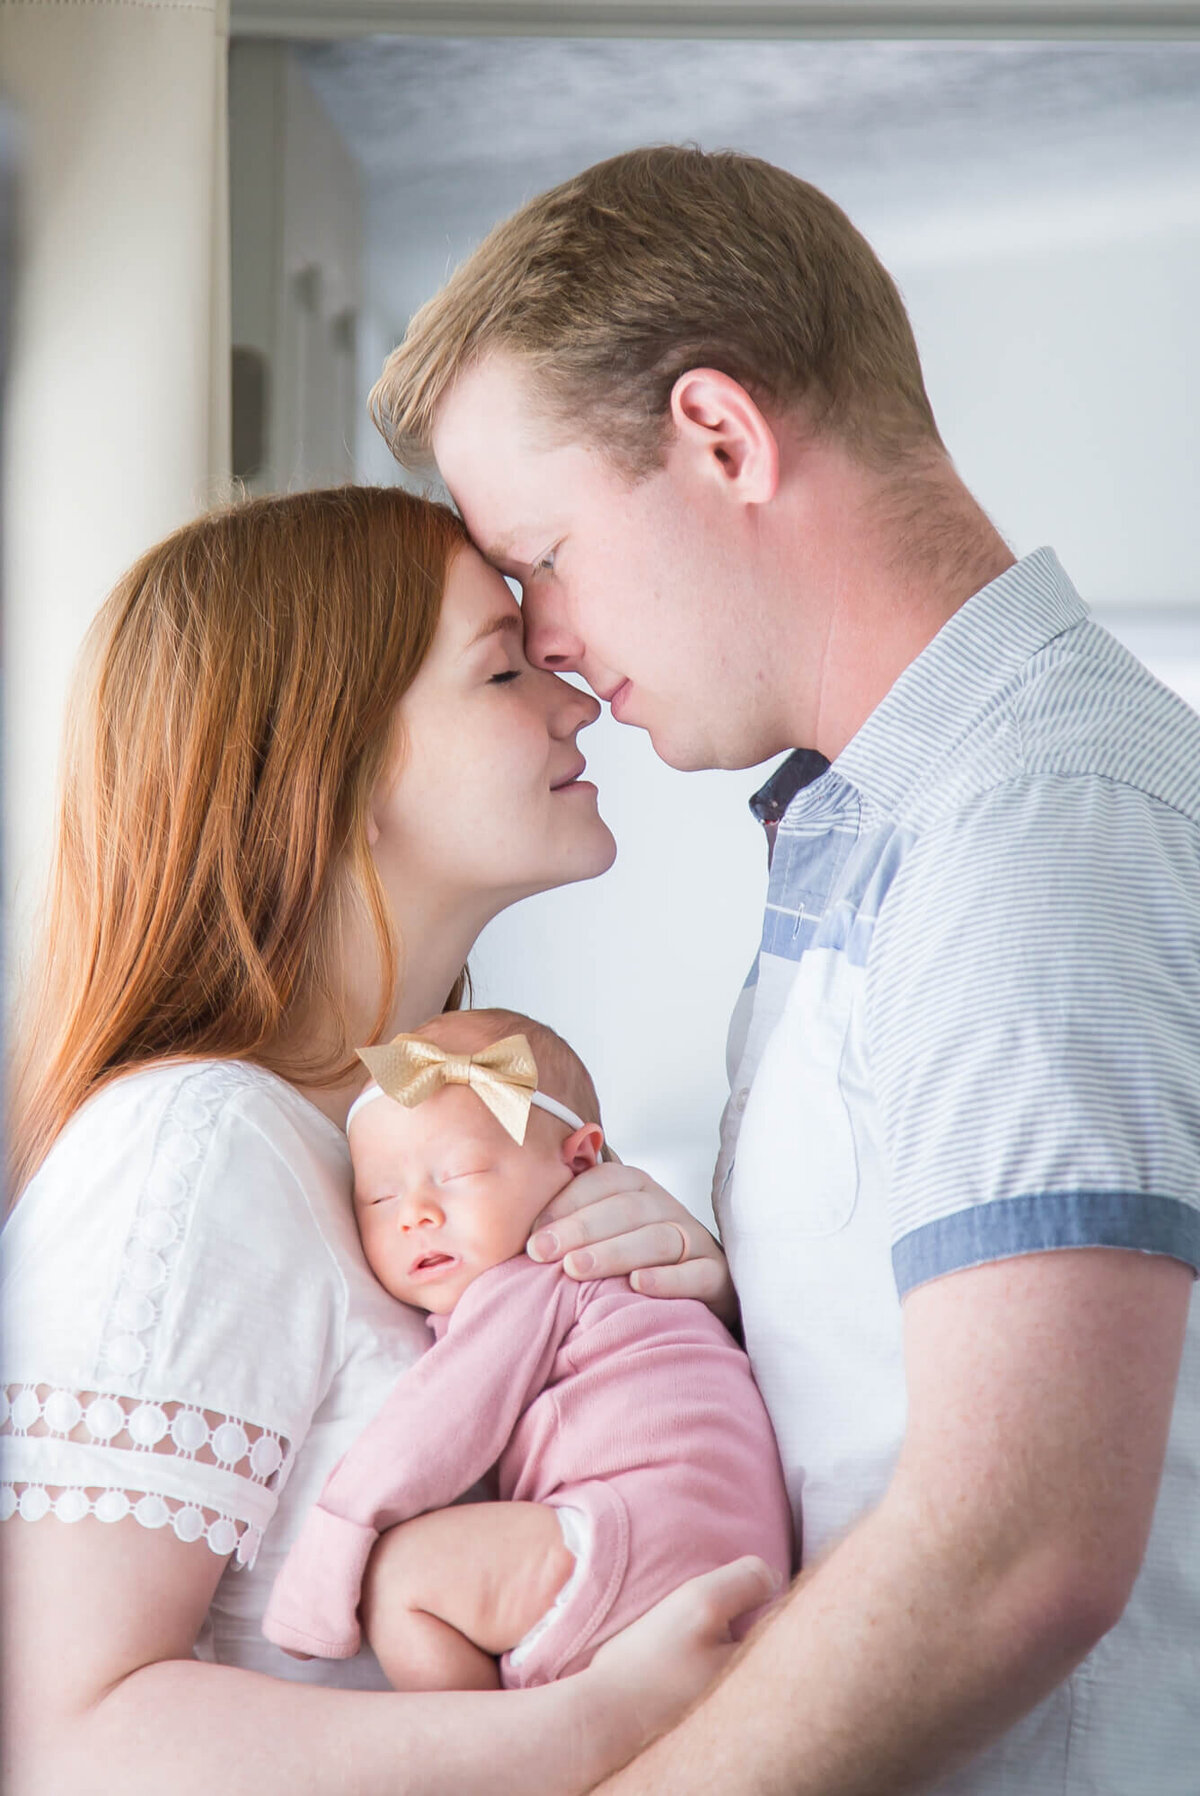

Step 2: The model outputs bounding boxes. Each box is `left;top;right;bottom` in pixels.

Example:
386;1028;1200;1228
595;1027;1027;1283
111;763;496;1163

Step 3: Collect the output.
669;368;779;504
561;1123;605;1175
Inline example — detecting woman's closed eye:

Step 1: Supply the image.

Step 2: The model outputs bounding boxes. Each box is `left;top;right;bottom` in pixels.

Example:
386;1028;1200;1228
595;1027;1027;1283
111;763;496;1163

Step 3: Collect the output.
489;668;522;685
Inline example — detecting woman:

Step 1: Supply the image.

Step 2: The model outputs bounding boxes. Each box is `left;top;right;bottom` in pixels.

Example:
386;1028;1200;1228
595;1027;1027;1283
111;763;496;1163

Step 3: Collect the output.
2;487;769;1793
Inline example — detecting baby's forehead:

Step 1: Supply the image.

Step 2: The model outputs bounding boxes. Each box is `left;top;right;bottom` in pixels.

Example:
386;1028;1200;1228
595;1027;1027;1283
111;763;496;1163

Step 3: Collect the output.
347;1084;519;1158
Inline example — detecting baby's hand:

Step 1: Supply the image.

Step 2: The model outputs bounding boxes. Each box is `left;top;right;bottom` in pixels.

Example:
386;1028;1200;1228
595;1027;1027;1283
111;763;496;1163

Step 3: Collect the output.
526;1163;739;1327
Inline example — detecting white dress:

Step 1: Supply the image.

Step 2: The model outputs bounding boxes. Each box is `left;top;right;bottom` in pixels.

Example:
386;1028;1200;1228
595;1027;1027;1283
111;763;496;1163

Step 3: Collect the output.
1;1059;432;1686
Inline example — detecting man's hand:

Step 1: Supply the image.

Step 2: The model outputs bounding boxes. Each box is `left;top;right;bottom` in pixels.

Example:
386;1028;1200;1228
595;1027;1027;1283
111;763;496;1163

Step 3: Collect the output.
525;1162;739;1327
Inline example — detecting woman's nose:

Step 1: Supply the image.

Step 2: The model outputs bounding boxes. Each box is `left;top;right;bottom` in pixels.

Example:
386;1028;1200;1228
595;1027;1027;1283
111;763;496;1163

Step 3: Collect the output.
546;670;601;736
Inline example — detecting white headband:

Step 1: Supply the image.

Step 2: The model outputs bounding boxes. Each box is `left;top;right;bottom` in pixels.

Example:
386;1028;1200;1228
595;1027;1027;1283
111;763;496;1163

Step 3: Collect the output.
346;1080;586;1137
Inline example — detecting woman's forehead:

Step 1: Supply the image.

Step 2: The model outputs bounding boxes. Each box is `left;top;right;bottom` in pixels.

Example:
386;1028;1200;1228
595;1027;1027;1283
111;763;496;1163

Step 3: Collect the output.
439;545;522;645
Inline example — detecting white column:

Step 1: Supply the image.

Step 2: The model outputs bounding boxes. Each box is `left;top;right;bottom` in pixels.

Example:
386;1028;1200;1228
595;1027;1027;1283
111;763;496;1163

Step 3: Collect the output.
1;0;232;956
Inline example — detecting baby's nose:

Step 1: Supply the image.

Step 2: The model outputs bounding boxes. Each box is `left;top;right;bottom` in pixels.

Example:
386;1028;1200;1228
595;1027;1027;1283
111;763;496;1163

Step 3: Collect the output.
399;1196;444;1229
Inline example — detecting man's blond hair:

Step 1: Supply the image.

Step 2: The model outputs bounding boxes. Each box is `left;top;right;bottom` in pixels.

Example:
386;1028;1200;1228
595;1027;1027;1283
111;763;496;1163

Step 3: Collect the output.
371;145;943;479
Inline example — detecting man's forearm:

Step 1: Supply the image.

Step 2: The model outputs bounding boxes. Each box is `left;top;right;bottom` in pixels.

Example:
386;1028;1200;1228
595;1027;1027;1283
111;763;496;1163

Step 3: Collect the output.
593;1483;1111;1796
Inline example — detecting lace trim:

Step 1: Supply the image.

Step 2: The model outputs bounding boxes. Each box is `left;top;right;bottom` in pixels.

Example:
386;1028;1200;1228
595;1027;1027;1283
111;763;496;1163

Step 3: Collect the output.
97;1064;252;1383
0;1482;256;1562
1;1383;294;1567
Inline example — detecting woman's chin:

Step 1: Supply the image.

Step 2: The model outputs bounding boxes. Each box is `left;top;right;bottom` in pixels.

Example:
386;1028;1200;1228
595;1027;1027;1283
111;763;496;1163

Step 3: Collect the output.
514;825;617;900
577;819;618;880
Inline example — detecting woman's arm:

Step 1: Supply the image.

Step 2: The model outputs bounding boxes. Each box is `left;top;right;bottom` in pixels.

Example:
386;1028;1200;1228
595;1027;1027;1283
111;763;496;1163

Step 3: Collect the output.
3;1515;774;1796
526;1164;739;1329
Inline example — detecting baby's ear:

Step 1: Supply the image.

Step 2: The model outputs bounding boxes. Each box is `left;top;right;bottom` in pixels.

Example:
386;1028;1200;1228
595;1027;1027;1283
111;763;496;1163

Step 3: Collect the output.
562;1123;604;1175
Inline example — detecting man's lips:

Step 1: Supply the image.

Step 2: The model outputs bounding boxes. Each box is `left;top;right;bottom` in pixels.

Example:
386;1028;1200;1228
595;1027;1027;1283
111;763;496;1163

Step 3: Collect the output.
605;679;632;721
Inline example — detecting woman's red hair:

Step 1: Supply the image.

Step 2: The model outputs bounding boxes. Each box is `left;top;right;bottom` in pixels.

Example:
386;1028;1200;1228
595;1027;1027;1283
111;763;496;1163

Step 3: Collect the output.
9;485;468;1197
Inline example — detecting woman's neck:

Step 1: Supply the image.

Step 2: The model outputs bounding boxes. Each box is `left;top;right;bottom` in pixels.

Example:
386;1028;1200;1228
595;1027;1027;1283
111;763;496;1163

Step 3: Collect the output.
289;895;491;1134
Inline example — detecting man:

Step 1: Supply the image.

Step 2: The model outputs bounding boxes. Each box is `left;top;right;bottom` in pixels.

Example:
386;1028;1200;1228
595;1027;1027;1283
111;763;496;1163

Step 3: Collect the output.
370;147;1200;1794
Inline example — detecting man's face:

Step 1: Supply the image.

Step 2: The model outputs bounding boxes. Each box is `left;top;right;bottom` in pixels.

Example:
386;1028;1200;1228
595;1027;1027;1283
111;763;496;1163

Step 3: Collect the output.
431;355;791;772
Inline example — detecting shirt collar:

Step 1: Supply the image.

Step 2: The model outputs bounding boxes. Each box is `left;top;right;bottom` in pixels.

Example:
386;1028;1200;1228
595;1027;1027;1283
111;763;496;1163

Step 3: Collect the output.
749;747;830;826
751;547;1088;830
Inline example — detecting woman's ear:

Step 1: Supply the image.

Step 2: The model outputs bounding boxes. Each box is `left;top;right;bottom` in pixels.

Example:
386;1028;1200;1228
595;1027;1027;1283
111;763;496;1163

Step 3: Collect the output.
561;1123;605;1175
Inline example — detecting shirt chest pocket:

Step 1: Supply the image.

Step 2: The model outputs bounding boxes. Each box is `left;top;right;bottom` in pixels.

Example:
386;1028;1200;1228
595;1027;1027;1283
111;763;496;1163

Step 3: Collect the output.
727;948;864;1242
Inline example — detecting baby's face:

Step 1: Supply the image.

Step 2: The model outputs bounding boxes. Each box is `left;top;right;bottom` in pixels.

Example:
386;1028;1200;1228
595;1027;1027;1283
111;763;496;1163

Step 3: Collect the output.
349;1086;579;1314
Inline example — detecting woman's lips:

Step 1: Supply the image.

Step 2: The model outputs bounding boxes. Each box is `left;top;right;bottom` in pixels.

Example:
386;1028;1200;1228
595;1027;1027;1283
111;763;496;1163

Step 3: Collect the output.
551;757;591;792
608;679;632;721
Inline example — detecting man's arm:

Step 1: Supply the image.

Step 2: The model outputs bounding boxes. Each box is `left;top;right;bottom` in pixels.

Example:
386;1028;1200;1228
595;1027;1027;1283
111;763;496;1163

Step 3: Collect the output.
593;1245;1192;1795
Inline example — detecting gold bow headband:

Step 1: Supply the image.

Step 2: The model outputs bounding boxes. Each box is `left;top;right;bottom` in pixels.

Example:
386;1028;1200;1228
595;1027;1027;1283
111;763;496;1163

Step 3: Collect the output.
348;1032;586;1146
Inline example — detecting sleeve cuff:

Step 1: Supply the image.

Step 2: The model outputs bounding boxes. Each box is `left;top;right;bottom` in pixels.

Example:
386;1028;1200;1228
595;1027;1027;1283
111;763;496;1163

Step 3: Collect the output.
261;1506;379;1660
893;1189;1200;1297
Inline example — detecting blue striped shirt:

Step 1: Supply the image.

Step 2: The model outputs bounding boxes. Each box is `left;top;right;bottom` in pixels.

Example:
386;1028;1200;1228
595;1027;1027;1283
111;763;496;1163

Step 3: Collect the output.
715;547;1200;1794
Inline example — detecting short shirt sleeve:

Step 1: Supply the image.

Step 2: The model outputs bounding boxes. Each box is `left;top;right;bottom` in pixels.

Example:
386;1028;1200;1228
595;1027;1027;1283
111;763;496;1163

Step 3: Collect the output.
865;774;1200;1296
1;1062;348;1565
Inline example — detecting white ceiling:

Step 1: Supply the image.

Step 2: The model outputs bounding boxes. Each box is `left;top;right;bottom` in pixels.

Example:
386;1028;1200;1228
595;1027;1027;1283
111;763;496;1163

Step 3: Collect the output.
300;37;1200;314
241;1;1200;38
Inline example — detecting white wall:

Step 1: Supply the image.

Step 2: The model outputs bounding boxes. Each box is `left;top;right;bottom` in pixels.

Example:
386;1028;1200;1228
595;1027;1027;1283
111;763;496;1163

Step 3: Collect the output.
891;215;1200;607
2;0;230;967
229;45;363;491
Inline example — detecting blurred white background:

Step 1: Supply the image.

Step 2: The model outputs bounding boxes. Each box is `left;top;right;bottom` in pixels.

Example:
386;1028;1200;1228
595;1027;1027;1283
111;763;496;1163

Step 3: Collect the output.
6;11;1200;1225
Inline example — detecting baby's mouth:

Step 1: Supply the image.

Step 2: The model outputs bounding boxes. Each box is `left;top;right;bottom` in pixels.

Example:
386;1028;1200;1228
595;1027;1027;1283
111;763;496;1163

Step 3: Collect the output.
409;1250;458;1278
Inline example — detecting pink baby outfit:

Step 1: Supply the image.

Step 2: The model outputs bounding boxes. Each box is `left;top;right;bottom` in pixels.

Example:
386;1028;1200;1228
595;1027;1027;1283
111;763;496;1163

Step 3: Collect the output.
263;1256;792;1686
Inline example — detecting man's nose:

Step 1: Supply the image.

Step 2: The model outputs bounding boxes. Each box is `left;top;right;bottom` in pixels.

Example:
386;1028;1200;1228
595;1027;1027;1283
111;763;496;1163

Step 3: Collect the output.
522;591;585;673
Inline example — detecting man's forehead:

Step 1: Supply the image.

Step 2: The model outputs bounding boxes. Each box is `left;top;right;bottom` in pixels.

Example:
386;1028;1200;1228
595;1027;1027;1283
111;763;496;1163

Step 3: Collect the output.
478;524;540;567
434;353;543;464
434;356;591;525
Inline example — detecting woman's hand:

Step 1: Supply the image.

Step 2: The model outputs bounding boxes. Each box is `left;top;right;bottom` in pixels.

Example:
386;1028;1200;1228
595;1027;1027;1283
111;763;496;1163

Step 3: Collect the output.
525;1163;739;1328
579;1557;780;1773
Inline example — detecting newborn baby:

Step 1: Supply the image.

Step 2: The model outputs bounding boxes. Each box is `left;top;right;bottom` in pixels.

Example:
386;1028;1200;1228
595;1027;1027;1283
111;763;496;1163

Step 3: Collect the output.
263;1007;792;1690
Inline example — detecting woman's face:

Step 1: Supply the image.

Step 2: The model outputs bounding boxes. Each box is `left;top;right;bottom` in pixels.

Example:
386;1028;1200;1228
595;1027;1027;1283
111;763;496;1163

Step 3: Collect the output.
370;544;616;921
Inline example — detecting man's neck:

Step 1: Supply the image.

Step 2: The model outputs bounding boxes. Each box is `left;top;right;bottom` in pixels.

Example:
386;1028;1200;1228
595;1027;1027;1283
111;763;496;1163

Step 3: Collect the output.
774;448;1016;762
811;536;1016;762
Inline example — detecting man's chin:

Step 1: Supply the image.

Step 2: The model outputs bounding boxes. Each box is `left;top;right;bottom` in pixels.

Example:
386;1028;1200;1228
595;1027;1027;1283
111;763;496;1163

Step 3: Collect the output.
645;728;722;774
648;722;790;775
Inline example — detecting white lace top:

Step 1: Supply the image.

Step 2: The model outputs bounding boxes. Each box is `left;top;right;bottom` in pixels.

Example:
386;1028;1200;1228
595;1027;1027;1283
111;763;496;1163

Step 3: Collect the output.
1;1059;432;1687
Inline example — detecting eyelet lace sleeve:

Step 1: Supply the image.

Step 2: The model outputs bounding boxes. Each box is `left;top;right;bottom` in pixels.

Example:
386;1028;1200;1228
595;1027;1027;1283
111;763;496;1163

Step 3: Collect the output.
1;1061;348;1571
1;1384;292;1564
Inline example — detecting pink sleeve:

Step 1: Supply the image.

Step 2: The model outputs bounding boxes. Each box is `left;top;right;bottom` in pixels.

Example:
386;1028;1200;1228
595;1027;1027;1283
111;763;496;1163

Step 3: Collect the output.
262;1258;570;1659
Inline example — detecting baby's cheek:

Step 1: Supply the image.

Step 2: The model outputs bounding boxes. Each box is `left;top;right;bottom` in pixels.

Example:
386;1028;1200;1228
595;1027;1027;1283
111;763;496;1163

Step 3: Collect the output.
359;1222;409;1295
